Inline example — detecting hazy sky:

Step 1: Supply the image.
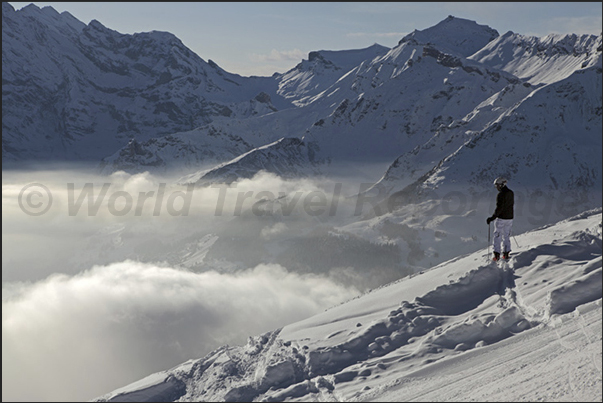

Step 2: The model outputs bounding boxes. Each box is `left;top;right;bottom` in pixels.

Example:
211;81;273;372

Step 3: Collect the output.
8;2;602;76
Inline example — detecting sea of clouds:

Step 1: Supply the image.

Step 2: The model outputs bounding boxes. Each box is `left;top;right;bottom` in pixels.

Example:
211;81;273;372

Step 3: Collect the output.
2;167;367;402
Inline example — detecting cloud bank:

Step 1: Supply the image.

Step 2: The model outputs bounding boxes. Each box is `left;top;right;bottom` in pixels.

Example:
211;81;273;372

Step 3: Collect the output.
2;261;359;402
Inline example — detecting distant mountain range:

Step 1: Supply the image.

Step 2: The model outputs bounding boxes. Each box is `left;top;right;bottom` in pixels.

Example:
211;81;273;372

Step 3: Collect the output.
4;5;601;204
2;2;286;163
3;2;602;264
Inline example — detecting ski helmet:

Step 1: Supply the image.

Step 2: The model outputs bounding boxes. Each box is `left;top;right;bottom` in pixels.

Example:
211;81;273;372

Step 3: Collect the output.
493;177;507;186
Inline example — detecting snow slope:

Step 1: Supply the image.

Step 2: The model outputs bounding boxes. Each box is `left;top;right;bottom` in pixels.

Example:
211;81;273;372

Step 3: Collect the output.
371;61;602;201
399;14;499;57
470;30;602;85
99;127;256;177
94;208;602;402
276;44;390;106
177;137;322;187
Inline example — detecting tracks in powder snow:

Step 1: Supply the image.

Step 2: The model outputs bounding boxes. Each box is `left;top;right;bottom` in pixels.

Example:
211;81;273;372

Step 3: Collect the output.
294;243;601;401
495;259;541;325
172;230;601;402
262;260;544;401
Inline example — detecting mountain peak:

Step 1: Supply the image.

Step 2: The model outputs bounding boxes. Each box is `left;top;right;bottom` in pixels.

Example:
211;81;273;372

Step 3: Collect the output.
399;16;499;57
2;2;15;12
88;19;107;29
12;3;86;33
276;44;390;104
301;44;389;72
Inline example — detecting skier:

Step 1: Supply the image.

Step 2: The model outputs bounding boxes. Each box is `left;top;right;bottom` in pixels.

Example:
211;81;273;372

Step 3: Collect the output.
486;177;514;261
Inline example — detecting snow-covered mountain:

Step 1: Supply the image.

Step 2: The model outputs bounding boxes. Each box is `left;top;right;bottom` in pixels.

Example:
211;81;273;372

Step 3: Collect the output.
99;43;395;176
276;44;390;106
175;17;601;197
2;3;394;167
2;2;288;163
94;209;602;402
470;30;602;84
371;61;602;199
177;137;322;187
174;17;523;185
399;14;499;57
8;4;599;207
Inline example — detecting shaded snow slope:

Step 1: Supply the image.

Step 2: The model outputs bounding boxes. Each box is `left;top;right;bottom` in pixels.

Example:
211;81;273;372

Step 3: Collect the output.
178;137;322;187
399;15;499;57
94;208;602;402
1;3;289;163
276;44;390;106
99;127;256;176
382;65;602;212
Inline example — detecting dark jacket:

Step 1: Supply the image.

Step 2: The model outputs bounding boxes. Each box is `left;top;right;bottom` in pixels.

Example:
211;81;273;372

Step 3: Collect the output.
493;185;514;219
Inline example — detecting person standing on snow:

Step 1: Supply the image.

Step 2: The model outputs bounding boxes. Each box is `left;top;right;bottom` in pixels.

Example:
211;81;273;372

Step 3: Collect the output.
486;177;514;261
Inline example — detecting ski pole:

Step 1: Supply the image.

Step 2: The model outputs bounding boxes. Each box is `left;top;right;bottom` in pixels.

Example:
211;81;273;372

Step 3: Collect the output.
487;222;491;262
513;234;520;249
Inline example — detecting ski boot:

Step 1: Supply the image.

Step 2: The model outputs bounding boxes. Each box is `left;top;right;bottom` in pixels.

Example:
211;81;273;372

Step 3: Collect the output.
492;251;500;262
502;251;510;260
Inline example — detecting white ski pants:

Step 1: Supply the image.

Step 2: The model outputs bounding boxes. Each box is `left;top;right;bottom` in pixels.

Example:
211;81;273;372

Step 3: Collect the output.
492;218;513;254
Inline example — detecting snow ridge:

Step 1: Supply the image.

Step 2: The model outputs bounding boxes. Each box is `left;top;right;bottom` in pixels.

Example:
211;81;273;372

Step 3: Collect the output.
95;210;602;402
